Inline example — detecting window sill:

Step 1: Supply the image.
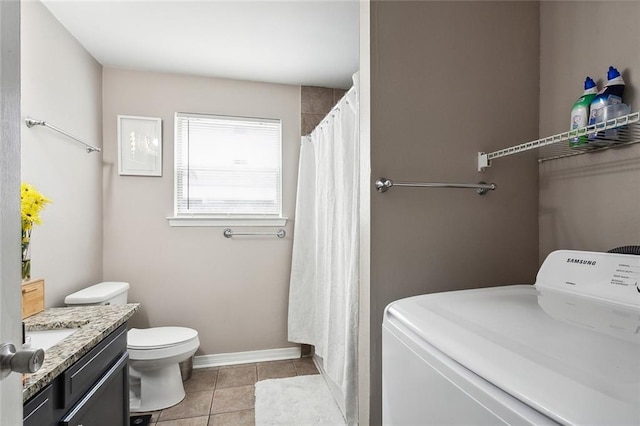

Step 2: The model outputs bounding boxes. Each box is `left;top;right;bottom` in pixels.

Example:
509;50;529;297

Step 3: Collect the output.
167;216;288;227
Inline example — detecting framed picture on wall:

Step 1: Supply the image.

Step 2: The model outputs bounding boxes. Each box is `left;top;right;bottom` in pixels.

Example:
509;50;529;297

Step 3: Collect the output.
117;115;162;176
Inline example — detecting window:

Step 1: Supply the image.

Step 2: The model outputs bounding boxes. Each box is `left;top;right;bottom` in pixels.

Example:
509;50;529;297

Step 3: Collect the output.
170;112;284;226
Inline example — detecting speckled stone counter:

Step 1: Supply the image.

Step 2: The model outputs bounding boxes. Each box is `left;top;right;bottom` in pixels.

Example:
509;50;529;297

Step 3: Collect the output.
22;304;140;402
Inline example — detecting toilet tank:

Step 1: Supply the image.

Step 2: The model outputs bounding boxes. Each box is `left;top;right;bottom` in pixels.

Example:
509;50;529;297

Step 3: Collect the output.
65;282;130;306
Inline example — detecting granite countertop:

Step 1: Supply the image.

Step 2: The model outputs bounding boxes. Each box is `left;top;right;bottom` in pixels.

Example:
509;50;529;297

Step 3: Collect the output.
22;304;140;401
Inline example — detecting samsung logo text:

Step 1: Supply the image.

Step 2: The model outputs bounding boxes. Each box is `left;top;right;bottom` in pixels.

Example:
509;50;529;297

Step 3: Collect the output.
566;258;597;266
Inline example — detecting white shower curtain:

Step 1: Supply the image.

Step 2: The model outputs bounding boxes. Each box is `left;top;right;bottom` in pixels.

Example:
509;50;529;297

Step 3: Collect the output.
288;77;359;424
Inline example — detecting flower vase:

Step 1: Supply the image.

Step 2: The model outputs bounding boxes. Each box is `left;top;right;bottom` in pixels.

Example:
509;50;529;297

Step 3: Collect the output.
22;239;31;281
22;258;31;281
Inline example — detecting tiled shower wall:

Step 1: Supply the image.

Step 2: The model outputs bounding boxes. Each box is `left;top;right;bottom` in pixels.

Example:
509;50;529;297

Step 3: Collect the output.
301;86;348;135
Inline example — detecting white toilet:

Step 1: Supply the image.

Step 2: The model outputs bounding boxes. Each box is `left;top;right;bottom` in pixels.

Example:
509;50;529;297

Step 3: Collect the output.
64;281;200;412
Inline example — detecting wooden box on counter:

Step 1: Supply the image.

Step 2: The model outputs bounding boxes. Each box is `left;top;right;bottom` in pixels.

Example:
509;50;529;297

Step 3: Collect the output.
22;278;44;319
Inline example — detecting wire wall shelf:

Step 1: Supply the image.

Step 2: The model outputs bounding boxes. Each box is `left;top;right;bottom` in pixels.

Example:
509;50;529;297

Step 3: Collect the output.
477;111;640;171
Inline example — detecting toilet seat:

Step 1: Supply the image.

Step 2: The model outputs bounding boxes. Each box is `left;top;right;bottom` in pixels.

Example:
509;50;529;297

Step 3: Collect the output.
127;327;199;362
128;327;198;349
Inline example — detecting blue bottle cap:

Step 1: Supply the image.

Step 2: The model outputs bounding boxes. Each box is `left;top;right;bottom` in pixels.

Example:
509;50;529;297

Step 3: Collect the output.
607;66;621;80
584;77;596;90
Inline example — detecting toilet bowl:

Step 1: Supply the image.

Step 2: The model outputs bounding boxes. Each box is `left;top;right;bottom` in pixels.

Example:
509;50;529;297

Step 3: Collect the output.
128;327;199;412
64;282;200;412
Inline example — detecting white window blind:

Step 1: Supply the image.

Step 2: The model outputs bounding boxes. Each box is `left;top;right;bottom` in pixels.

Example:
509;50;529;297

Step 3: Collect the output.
174;113;282;217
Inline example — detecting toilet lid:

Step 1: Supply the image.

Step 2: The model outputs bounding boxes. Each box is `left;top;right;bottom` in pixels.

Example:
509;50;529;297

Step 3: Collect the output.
128;327;198;350
65;281;129;305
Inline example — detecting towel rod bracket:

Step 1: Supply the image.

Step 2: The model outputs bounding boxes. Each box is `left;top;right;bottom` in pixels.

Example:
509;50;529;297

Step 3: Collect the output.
375;177;393;193
25;118;44;128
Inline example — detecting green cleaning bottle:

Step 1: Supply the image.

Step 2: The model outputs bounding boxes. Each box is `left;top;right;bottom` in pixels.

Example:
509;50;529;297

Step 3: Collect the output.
569;76;598;148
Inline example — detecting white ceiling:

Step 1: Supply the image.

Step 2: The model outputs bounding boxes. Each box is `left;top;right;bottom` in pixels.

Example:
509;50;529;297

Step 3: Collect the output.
41;0;359;89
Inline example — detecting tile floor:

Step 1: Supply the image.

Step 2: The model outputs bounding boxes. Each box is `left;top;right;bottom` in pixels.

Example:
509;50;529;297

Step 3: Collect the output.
134;358;319;426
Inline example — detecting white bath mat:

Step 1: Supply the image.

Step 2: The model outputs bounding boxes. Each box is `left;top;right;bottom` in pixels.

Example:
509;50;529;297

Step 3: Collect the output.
255;375;346;426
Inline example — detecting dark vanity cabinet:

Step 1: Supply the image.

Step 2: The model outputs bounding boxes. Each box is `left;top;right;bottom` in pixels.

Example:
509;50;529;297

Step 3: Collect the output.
23;324;129;426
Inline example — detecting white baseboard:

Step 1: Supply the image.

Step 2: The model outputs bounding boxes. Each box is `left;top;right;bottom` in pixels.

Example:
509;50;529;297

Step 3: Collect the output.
193;346;302;369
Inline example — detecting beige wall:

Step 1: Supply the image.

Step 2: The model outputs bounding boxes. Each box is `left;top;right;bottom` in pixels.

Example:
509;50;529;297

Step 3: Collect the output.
539;1;640;260
369;1;540;423
102;68;300;355
21;1;103;307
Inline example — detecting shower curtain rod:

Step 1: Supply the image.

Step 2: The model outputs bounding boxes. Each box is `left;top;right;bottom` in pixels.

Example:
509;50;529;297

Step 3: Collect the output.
25;117;101;153
375;177;496;196
331;86;355;114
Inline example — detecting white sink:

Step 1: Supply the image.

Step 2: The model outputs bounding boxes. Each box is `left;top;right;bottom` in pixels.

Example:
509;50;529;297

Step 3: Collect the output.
26;328;77;351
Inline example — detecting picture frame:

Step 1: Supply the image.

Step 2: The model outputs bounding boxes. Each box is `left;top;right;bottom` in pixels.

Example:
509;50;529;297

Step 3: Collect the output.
117;115;163;176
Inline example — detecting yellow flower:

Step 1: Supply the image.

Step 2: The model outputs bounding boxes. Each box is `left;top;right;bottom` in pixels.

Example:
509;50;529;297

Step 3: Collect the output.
21;183;51;232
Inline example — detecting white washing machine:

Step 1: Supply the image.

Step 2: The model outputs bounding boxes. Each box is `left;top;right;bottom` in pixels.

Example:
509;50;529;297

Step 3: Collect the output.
382;250;640;425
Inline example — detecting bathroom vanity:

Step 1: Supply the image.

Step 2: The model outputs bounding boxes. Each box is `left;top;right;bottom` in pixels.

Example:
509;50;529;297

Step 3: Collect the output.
22;304;139;426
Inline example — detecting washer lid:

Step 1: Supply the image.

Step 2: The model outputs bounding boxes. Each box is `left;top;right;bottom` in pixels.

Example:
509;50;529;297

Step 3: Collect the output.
128;327;198;349
383;285;640;426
